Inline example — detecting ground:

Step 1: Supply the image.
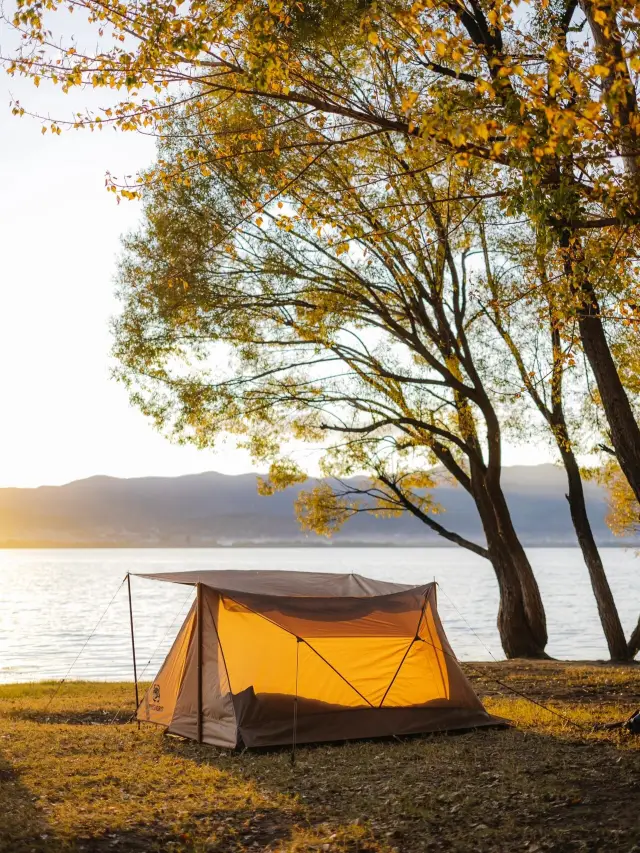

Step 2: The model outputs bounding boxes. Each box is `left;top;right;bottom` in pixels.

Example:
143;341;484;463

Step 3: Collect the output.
1;662;639;853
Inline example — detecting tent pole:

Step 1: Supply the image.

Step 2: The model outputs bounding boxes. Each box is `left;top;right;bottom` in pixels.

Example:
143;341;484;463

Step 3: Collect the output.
291;637;301;766
126;573;140;729
196;582;203;744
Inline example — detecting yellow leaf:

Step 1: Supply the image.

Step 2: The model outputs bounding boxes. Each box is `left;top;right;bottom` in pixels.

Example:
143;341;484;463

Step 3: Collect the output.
367;31;379;45
475;79;496;100
547;45;567;65
401;90;418;113
582;101;602;119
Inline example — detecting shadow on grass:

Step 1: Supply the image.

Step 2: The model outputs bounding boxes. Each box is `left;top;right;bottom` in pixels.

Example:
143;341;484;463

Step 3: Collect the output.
0;749;57;853
8;708;134;725
4;701;640;853
159;725;640;852
71;807;293;852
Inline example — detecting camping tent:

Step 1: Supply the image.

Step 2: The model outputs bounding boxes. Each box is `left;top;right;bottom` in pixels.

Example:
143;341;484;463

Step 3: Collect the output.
134;570;502;748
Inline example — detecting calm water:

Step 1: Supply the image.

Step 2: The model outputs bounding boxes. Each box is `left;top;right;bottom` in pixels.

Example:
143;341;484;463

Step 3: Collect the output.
0;547;638;683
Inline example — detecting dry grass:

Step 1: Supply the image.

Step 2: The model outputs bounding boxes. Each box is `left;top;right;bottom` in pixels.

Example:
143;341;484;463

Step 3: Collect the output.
1;663;640;853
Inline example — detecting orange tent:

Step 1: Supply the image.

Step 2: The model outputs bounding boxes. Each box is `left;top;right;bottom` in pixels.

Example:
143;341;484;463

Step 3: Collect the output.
135;570;503;748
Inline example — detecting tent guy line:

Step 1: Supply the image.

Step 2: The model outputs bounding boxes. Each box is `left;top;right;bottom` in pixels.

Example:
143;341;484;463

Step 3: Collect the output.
436;586;600;733
106;584;196;727
42;575;128;715
131;571;610;738
38;568;597;740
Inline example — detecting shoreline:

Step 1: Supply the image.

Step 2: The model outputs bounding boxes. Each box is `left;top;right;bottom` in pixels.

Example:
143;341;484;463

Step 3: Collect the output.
1;542;639;549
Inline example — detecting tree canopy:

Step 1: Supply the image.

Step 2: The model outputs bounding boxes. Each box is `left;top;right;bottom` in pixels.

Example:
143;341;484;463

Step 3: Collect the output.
8;0;640;505
114;116;554;656
115;121;504;539
8;0;640;220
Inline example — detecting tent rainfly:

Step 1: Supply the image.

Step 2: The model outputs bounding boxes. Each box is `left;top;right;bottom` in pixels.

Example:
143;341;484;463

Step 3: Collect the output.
134;570;504;748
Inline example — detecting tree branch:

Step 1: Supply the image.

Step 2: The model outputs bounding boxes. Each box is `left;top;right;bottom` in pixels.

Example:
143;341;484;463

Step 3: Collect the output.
378;475;489;559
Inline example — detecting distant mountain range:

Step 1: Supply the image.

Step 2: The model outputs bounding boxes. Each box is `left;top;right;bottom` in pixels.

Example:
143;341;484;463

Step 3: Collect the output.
0;465;636;548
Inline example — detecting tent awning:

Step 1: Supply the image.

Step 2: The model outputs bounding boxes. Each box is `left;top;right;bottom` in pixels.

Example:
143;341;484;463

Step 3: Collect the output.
134;569;431;599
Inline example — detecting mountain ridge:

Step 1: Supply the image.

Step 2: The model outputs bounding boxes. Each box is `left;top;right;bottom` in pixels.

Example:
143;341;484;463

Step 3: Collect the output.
0;464;635;548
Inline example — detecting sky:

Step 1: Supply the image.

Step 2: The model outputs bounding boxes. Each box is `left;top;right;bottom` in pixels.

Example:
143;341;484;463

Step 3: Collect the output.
0;13;552;489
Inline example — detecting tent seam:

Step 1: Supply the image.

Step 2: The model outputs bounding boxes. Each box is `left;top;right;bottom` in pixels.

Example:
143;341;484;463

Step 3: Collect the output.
206;591;238;739
220;593;377;709
167;604;198;731
422;590;449;698
377;592;430;708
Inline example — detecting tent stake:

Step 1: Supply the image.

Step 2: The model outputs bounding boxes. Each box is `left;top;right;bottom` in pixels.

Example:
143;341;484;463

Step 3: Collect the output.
196;582;203;744
126;573;140;729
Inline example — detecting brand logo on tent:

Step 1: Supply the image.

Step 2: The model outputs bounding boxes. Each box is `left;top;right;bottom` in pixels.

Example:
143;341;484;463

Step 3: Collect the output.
152;684;161;703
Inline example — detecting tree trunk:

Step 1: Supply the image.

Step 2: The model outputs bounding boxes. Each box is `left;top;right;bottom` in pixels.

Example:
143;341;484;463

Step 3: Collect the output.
628;617;640;660
472;471;549;658
490;544;549;658
578;309;640;504
570;274;640;506
560;447;630;660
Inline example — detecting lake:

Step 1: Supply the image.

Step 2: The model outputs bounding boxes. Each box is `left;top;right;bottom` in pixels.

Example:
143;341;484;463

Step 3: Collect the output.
0;547;638;684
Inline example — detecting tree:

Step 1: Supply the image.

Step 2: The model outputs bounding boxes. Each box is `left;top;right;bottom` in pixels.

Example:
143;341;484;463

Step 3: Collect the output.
7;0;640;501
590;318;640;657
478;220;635;659
113;120;548;657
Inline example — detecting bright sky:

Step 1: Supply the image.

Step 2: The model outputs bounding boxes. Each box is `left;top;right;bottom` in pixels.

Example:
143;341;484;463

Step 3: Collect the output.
0;14;551;489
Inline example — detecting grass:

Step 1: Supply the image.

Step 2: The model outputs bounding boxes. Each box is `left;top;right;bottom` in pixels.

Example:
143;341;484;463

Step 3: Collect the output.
1;662;640;852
